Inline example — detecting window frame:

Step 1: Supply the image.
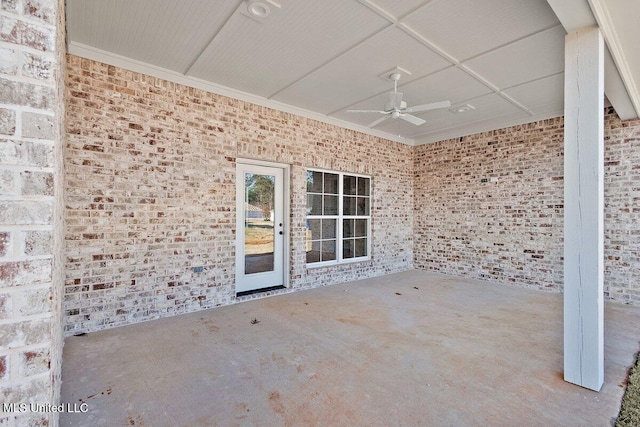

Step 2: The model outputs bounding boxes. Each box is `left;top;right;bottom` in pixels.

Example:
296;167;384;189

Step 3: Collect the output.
305;168;372;268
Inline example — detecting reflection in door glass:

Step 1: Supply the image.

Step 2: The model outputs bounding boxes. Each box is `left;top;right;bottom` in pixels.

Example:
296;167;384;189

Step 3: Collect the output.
244;173;275;274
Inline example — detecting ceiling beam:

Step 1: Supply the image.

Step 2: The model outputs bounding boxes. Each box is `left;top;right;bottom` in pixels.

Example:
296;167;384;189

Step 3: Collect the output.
588;0;640;120
546;0;639;120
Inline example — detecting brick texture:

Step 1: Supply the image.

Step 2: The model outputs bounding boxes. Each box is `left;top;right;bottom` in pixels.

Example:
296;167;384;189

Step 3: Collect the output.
414;109;640;304
413;119;565;290
64;53;640;336
64;56;414;334
603;110;640;304
0;0;64;425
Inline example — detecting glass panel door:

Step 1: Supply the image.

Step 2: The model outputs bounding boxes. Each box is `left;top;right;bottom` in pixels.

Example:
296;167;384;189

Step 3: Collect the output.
236;163;285;293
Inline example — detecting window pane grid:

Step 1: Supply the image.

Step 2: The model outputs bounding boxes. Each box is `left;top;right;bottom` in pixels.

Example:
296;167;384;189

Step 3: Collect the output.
307;169;371;265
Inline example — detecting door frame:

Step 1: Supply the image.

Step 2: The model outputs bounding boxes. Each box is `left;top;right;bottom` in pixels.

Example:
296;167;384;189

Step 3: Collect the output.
235;158;290;293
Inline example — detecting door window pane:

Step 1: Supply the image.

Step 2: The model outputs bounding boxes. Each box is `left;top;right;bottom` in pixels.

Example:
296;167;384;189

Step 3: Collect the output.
244;173;275;274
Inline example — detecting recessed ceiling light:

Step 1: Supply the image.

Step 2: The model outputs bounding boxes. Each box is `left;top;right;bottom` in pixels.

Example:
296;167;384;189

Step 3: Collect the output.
247;1;270;17
450;104;475;113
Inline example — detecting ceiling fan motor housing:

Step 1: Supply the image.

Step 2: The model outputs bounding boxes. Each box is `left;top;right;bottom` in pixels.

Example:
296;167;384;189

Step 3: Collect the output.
346;71;450;129
384;100;407;112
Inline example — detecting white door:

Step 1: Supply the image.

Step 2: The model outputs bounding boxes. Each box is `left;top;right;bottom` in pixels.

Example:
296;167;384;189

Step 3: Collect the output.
236;163;285;293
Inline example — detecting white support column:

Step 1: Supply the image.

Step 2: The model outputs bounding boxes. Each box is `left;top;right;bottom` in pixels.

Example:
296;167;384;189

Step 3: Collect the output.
563;27;605;392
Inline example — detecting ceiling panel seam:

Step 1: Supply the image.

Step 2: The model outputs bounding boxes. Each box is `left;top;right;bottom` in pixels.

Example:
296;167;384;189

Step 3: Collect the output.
266;23;396;100
460;23;565;64
182;0;244;76
399;24;535;115
356;0;399;24
318;0;456;116
457;64;535;115
265;0;438;102
325;64;455;117
501;71;565;92
358;0;436;23
268;0;444;113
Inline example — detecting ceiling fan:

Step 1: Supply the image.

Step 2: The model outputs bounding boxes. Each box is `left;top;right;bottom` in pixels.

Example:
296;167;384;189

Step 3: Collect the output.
347;73;451;128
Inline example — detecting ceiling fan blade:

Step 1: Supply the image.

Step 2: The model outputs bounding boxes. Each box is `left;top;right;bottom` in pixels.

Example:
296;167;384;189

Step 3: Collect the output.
368;115;390;128
406;100;451;113
389;92;403;109
347;109;386;113
400;113;426;126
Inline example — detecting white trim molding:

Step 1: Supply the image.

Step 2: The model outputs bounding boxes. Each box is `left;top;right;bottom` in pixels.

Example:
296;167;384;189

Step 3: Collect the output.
547;0;639;120
588;0;640;118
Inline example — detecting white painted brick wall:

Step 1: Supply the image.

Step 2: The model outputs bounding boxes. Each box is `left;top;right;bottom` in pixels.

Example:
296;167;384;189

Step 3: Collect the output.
414;119;565;290
603;109;640;304
63;56;414;334
64;56;640;336
414;110;640;304
0;0;65;425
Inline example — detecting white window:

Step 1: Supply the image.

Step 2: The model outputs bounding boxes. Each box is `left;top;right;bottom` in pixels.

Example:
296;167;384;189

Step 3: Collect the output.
306;169;371;266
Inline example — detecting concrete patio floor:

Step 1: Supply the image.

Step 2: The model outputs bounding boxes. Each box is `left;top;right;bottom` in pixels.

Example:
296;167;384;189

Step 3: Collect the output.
60;270;640;426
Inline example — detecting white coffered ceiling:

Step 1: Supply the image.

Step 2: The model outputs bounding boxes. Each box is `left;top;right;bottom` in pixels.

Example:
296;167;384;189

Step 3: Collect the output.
66;0;639;145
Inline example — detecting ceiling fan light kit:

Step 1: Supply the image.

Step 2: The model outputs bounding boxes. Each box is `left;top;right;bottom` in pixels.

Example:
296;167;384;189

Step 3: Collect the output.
347;72;450;129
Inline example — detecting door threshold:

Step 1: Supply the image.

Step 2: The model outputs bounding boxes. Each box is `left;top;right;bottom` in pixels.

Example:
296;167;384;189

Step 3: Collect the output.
236;285;286;298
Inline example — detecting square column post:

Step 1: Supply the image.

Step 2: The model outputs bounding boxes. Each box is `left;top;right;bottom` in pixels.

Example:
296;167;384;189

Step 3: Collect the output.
563;26;605;392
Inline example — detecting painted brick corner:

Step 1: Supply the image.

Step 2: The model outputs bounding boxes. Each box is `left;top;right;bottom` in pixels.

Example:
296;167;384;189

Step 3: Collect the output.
413;109;640;304
0;0;65;425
